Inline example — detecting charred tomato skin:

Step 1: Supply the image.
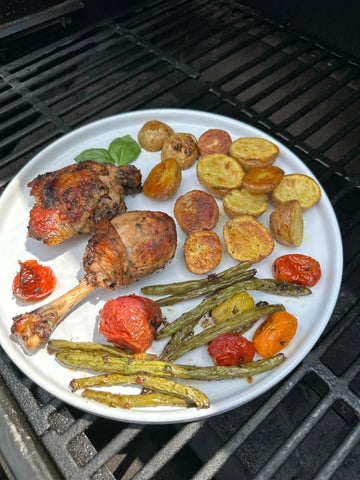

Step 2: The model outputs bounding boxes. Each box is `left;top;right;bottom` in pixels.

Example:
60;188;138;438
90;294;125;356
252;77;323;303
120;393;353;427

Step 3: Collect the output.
272;254;321;287
99;294;162;353
208;332;255;366
12;259;56;303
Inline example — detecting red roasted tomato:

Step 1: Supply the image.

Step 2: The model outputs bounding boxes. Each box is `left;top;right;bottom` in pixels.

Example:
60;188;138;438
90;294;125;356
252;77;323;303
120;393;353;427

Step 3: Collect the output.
208;332;256;366
272;254;321;287
99;294;162;353
12;259;57;303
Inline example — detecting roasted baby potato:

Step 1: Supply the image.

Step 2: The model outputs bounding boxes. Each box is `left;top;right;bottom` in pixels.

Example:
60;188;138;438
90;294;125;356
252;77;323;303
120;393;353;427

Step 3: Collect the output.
143;158;182;200
272;173;321;210
174;189;219;234
137;120;174;151
242;165;285;193
184;230;222;274
223;215;274;263
197;129;232;155
211;291;255;324
161;132;200;169
229;137;280;171
223;188;268;218
270;200;303;247
196;153;244;198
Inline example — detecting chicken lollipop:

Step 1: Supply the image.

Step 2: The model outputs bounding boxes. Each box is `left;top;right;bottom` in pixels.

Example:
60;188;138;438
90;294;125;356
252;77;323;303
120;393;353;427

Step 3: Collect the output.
11;210;177;350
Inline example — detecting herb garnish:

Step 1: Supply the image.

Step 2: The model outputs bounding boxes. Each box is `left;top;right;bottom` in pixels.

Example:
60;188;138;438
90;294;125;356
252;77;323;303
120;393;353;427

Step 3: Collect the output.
74;135;141;165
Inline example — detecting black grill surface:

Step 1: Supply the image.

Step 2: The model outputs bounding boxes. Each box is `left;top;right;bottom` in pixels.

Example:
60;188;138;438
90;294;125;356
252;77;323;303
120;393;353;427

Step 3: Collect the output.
0;1;359;479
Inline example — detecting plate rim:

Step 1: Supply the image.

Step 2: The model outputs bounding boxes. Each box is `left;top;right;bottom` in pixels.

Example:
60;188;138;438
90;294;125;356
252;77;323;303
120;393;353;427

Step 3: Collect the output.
0;108;343;424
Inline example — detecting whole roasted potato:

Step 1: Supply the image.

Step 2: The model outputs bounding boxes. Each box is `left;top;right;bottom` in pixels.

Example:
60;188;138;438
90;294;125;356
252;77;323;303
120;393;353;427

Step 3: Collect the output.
138;120;174;151
161;133;200;169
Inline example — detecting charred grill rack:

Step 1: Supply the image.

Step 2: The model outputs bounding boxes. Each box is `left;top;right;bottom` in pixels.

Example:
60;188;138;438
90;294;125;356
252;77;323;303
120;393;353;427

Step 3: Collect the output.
0;1;359;479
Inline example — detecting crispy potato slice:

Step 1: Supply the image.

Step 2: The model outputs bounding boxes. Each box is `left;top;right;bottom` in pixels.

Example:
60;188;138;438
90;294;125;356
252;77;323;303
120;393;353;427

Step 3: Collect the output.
174;189;219;234
272;173;321;209
161;133;200;169
211;291;255;324
270;200;303;247
229;137;279;171
138;120;174;151
196;154;244;198
242;165;285;193
223;188;268;218
198;129;232;155
223;215;274;263
143;158;182;200
184;231;222;274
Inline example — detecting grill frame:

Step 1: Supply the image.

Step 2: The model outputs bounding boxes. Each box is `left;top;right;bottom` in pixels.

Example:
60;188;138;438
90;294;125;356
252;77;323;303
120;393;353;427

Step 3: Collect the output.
0;1;359;479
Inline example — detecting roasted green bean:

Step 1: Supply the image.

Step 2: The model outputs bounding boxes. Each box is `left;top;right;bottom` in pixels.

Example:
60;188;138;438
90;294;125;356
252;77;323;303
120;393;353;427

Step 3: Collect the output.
141;261;252;296
82;389;192;408
71;373;210;408
55;350;285;381
162;303;285;362
154;269;257;306
156;277;311;308
47;339;157;360
156;277;305;340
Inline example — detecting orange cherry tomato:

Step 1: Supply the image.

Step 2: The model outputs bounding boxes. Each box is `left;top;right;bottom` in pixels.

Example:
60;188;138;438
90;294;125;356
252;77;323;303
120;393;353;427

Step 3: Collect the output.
99;295;162;353
272;254;321;287
208;332;255;366
12;260;57;303
253;311;298;358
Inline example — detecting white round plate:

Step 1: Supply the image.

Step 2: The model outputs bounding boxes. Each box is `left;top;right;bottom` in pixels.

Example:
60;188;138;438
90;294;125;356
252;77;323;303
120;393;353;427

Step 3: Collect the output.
0;109;343;423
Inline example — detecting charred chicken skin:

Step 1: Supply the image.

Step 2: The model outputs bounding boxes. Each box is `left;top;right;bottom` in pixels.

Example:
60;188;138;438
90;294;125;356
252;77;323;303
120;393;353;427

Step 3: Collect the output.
27;160;142;245
12;211;177;350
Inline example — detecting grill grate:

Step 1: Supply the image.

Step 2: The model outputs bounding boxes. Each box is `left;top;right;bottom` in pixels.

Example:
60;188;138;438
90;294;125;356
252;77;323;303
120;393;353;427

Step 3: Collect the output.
0;1;359;479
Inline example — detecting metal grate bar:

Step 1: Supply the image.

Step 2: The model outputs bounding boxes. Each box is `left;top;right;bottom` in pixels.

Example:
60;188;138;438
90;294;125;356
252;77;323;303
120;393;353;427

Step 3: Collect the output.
131;422;205;480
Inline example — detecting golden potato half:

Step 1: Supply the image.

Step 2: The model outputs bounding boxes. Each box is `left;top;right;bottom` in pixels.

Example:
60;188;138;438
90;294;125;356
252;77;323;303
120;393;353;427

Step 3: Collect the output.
229;137;279;171
272;173;321;210
242;165;285;193
196;153;244;198
223;188;268;218
223;215;274;263
270;200;303;247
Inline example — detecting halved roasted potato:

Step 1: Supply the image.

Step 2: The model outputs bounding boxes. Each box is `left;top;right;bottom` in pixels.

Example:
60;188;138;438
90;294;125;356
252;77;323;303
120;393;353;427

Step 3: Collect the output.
223;188;268;218
229;137;279;171
174;189;219;234
269;199;303;247
196;153;244;198
242;165;285;193
198;129;232;156
143;157;182;200
184;230;222;274
223;215;274;263
272;173;321;210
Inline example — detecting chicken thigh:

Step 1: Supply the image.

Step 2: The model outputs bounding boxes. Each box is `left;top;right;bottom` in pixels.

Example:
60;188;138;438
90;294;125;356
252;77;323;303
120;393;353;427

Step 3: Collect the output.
27;160;142;245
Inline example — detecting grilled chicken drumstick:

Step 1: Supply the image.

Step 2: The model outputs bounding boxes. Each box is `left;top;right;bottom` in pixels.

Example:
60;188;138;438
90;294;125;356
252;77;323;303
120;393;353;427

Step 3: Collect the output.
27;160;142;245
12;211;177;350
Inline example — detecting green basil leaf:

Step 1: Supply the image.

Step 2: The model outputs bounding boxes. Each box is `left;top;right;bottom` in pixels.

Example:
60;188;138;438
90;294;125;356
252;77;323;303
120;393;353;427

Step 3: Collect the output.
108;135;141;165
74;148;113;163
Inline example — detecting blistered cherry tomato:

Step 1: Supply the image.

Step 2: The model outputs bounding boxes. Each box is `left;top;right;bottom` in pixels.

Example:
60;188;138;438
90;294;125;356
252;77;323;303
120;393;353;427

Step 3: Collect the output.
12;260;56;303
208;332;255;366
99;295;162;353
253;311;298;358
272;254;321;286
